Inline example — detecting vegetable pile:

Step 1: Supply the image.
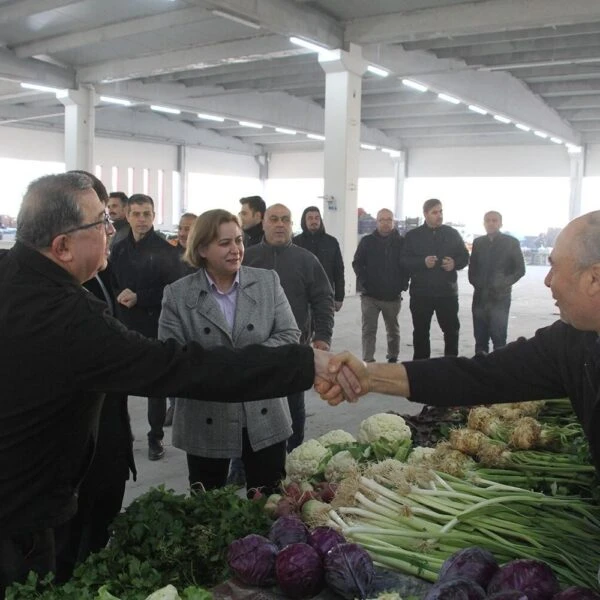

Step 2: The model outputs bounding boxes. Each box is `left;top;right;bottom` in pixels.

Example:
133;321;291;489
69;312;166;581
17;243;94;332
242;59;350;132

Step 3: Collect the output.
227;515;376;599
6;486;269;600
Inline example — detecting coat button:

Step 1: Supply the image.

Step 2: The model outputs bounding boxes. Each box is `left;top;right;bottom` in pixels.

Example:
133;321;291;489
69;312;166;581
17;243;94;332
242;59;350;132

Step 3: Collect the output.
204;327;211;334
261;408;267;415
206;418;213;424
247;324;254;331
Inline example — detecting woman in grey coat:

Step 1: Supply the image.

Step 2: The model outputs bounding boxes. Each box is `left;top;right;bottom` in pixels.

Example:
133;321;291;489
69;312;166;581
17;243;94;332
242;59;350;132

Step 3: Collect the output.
158;209;299;495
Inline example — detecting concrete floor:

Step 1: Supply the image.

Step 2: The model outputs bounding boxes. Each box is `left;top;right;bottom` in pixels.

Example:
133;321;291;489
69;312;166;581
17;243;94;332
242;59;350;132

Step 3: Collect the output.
123;265;558;506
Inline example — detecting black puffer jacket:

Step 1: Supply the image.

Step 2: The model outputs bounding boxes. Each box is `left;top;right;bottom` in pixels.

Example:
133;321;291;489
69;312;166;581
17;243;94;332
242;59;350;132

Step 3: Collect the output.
403;224;469;297
293;207;345;302
352;229;408;301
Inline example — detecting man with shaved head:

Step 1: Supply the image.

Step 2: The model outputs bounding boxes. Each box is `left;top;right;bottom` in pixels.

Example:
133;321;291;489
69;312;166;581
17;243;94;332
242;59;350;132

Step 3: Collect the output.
244;203;334;452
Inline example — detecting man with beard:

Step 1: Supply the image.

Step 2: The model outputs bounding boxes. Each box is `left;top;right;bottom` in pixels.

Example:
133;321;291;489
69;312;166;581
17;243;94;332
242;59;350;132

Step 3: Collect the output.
293;206;345;312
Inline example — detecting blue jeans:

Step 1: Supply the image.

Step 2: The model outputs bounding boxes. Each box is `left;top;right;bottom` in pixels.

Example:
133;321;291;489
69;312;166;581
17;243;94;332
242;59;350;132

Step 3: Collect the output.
472;292;512;354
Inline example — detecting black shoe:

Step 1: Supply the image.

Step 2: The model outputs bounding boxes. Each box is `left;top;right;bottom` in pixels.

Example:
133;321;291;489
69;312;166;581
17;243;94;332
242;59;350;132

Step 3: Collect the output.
148;438;165;461
164;406;174;427
387;357;398;363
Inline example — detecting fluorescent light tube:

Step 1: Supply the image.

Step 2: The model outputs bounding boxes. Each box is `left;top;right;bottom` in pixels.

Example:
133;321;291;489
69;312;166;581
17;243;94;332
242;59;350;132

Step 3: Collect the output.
493;115;511;124
239;120;263;129
567;145;582;154
468;105;487;115
550;137;563;144
361;144;376;150
533;130;548;139
197;113;225;122
401;79;428;92
275;127;297;135
515;123;531;132
100;96;132;106
438;93;460;104
211;9;260;29
150;105;180;115
367;65;389;77
20;82;64;93
289;36;330;53
307;133;325;141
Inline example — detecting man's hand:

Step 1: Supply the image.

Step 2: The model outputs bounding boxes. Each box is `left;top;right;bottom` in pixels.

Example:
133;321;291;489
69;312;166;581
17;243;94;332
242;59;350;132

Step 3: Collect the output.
312;340;330;351
441;257;455;272
117;288;138;308
334;301;343;312
425;255;438;269
313;348;362;404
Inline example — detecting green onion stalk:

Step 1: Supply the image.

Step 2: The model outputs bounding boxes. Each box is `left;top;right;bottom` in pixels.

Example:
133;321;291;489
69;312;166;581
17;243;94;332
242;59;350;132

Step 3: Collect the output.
328;465;600;590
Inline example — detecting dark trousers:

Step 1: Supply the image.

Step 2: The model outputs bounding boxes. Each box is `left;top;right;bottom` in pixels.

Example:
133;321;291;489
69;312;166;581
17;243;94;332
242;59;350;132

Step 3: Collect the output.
472;293;512;354
147;397;166;441
286;391;305;452
410;295;460;359
0;529;55;597
187;429;286;497
54;478;126;583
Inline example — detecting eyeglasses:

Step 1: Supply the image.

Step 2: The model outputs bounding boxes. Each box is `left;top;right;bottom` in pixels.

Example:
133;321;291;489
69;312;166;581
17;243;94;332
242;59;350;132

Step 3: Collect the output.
268;215;291;224
58;213;114;236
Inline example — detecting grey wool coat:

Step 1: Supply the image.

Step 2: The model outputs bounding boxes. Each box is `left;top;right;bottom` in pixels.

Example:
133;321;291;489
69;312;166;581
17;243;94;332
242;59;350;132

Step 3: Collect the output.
158;266;299;457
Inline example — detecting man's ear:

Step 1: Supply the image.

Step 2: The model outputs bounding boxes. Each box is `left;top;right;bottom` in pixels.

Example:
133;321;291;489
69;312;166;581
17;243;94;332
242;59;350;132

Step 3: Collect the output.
49;234;74;265
587;263;600;296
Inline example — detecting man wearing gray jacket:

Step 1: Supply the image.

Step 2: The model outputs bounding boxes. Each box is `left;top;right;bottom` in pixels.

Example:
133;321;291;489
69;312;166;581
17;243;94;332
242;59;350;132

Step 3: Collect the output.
244;203;335;451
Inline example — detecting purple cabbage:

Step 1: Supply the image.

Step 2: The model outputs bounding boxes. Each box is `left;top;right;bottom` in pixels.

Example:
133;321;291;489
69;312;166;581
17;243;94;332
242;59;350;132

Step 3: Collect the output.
553;587;600;599
275;542;324;599
227;534;278;586
487;559;560;600
308;526;345;558
438;546;499;588
423;577;487;599
487;592;529;599
268;515;309;550
323;542;375;600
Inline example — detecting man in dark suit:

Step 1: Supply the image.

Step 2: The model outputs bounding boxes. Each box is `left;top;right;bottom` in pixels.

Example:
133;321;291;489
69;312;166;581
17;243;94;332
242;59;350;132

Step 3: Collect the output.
469;211;525;355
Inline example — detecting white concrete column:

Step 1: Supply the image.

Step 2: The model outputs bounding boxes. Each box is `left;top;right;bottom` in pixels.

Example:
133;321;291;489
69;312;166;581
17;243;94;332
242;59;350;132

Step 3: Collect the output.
163;169;179;228
319;44;367;297
132;168;144;194
177;145;187;213
57;86;96;172
116;167;128;193
392;152;407;221
569;148;585;221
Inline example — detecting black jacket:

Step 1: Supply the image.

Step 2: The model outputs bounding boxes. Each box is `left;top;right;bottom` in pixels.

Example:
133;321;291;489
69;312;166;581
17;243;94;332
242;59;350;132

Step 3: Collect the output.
243;222;264;248
0;242;313;534
352;229;408;301
469;232;525;300
293;209;345;303
243;240;334;345
404;320;600;472
403;224;470;297
109;228;180;337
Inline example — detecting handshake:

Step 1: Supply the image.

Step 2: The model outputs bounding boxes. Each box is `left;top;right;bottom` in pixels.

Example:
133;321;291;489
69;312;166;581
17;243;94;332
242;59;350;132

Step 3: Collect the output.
312;349;410;405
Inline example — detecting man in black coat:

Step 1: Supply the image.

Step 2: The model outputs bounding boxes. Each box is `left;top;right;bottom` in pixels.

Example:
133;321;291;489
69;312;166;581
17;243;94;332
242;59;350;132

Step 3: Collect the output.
110;194;180;460
238;195;265;247
352;209;408;363
403;199;470;359
294;206;345;312
0;173;348;595
469;211;526;354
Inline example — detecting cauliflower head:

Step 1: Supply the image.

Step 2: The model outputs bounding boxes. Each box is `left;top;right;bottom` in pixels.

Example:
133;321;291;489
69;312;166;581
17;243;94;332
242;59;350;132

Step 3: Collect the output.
324;450;359;482
357;413;412;444
406;446;435;466
317;429;357;447
285;439;331;482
